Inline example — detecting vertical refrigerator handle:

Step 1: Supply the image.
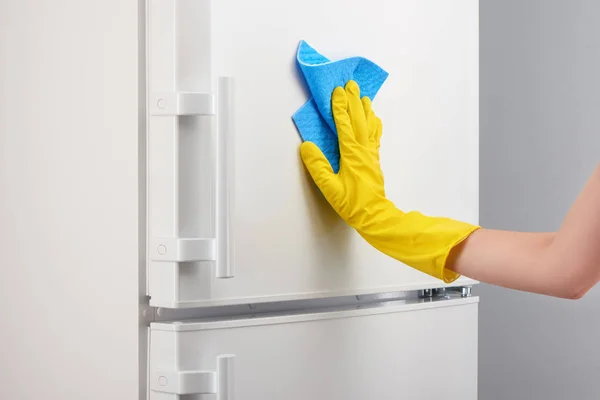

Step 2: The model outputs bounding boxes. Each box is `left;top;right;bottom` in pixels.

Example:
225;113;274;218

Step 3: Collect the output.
216;77;235;279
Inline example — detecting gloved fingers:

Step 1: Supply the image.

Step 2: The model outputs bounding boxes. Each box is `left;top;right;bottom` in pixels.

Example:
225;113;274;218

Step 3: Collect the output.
361;96;381;147
332;86;359;159
373;115;383;152
300;141;340;194
345;81;369;147
361;96;383;167
371;115;385;194
362;96;375;130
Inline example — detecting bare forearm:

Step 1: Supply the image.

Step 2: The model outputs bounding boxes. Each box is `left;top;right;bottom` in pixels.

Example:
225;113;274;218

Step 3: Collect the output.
448;164;600;299
448;229;561;295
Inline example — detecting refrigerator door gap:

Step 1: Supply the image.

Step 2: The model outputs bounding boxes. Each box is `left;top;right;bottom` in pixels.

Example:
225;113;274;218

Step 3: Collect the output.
149;288;474;324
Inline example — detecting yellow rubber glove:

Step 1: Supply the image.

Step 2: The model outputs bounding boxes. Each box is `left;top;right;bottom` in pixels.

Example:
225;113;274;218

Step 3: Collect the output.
300;80;480;283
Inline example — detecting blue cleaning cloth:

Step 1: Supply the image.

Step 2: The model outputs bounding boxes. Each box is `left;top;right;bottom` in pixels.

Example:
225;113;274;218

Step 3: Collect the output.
292;41;389;173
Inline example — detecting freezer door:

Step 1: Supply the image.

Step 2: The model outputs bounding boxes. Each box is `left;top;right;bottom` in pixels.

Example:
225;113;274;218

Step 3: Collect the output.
148;297;478;399
146;0;479;307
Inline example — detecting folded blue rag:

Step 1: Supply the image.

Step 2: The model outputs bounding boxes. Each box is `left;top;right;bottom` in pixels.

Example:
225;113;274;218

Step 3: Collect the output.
292;41;389;173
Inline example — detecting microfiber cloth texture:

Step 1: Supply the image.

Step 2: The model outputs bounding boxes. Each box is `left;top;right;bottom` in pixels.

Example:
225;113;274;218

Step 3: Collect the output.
292;40;389;173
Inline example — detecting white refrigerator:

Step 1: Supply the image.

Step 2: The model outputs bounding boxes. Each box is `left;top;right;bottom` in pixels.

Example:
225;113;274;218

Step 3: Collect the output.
0;0;479;399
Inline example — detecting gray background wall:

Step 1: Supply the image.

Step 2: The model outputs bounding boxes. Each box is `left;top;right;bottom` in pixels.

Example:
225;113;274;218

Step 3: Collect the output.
480;0;600;399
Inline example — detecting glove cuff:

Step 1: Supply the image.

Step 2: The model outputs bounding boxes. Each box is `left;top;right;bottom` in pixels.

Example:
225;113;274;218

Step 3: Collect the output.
356;203;480;283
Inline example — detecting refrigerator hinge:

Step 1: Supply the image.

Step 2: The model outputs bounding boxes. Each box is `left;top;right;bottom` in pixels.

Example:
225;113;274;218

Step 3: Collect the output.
151;355;235;398
418;286;472;299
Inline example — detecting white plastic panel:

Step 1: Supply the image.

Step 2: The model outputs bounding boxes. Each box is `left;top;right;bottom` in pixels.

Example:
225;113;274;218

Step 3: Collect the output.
0;1;143;399
149;297;478;399
147;0;479;307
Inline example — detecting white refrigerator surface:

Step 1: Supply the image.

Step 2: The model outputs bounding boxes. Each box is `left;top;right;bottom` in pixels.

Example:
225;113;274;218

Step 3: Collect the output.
147;0;479;308
0;0;479;399
150;297;478;400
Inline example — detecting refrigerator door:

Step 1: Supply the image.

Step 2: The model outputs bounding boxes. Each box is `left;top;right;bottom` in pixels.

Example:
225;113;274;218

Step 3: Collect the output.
148;296;478;399
147;0;479;308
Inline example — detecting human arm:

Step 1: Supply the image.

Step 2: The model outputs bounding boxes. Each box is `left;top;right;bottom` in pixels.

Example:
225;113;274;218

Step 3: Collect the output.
448;165;600;299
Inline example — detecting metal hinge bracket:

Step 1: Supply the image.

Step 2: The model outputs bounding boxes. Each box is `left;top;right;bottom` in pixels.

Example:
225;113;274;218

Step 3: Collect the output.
419;286;472;299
